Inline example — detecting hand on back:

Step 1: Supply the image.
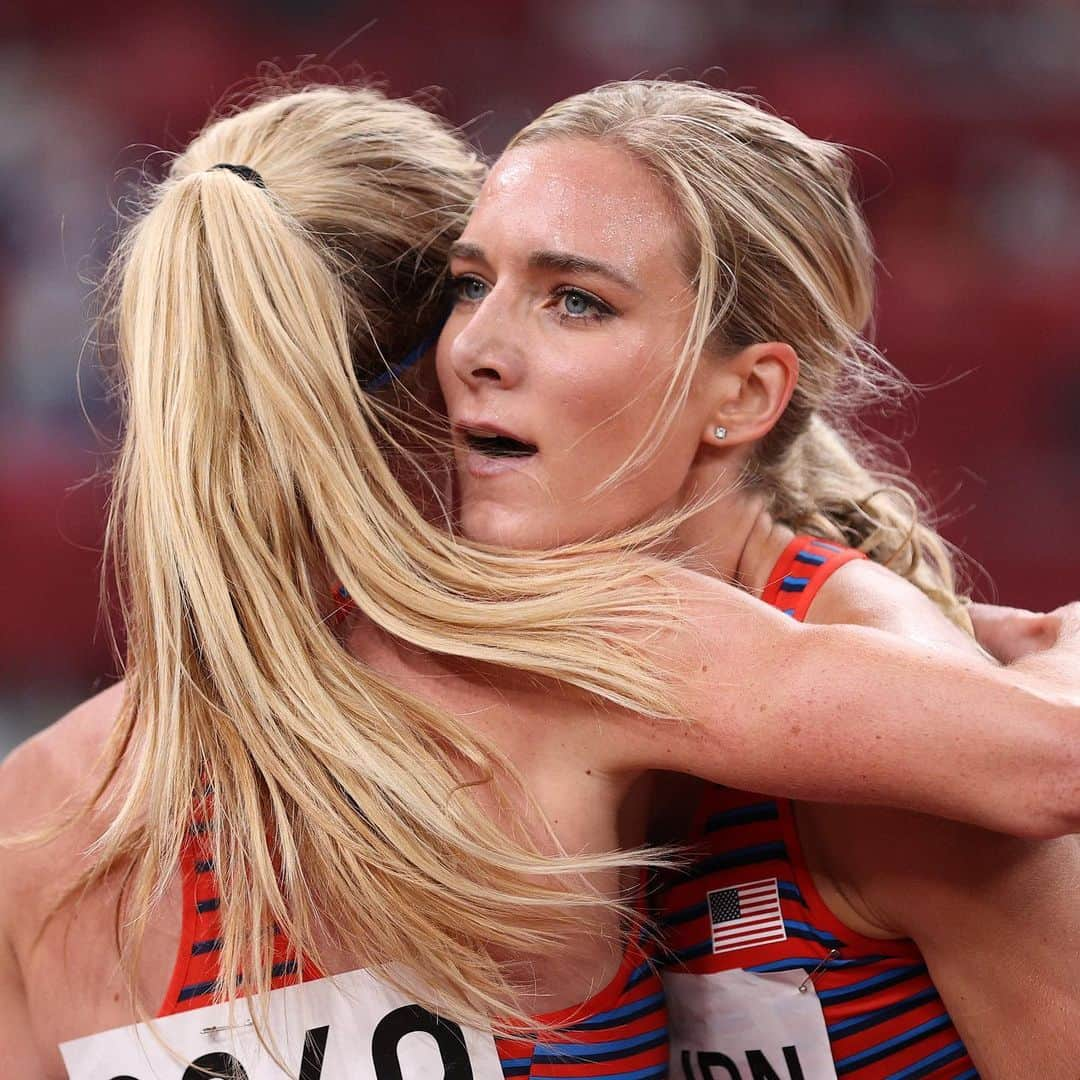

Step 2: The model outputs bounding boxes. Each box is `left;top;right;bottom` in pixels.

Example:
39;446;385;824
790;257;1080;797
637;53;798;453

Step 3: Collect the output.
969;599;1077;664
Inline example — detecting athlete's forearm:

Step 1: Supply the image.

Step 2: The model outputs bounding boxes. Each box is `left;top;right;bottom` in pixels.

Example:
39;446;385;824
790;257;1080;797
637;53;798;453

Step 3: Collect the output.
639;582;1079;837
793;620;1078;837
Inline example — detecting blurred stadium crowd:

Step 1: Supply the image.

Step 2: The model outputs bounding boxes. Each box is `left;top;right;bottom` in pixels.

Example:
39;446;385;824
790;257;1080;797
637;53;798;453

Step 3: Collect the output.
1;0;1078;751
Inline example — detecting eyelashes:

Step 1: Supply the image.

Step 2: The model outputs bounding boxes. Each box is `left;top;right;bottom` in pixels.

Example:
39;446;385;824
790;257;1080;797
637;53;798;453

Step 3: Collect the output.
551;286;613;323
449;274;615;324
450;274;489;304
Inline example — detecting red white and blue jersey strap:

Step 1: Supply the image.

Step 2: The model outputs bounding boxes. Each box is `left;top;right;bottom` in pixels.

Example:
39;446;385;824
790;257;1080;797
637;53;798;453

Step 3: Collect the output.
760;535;865;621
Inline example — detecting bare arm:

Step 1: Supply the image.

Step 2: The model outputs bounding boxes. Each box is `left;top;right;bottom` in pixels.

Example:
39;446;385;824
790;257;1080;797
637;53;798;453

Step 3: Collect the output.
0;742;74;1079
613;570;1079;838
831;808;1080;1077
780;565;1080;1072
649;560;1079;1074
0;929;55;1076
0;683;130;1077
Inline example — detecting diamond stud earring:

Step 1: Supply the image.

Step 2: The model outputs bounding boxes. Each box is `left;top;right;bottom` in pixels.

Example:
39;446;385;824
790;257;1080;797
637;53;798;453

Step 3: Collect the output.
713;425;728;441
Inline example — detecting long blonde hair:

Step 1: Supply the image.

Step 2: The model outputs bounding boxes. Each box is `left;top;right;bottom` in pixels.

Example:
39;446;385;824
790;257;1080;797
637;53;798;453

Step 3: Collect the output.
511;80;970;627
86;84;679;1035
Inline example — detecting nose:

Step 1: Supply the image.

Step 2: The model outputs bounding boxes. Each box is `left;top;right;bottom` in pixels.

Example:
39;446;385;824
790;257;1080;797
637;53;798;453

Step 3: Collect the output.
444;288;526;391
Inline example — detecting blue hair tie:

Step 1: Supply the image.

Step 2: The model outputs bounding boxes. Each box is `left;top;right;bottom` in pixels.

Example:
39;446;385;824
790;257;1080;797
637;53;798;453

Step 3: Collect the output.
363;308;450;391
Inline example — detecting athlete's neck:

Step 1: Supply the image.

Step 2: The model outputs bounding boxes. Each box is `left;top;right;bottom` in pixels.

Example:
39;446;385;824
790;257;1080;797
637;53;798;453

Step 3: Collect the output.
672;487;794;595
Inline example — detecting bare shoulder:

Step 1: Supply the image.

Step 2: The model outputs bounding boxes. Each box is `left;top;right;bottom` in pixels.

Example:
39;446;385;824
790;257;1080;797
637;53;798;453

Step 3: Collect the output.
0;680;125;828
808;556;977;653
0;681;126;940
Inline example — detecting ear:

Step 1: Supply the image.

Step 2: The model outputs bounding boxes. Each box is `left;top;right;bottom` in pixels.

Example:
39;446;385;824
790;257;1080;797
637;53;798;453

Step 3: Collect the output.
699;342;799;448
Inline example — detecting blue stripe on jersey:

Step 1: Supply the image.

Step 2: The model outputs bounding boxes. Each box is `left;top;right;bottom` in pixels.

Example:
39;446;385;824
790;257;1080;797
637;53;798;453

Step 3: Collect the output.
196;897;220;913
885;1040;969;1080
677;841;788;882
570;990;665;1029
194;859;214;873
834;1014;954;1073
531;1064;667;1080
703;801;779;831
534;1028;667;1063
747;954;892;975
593;1065;667;1080
619;1066;668;1080
191;937;223;956
781;920;845;949
780;575;810;592
669;918;846;964
176;959;299;1003
668;940;715;965
656;900;706;929
818;964;928;1005
779;880;806;905
794;551;826;566
827;985;940;1039
624;959;656;991
177;978;216;1002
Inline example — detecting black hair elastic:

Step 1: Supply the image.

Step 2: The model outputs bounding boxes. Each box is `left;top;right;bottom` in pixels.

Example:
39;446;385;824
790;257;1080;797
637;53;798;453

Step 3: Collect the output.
210;162;267;189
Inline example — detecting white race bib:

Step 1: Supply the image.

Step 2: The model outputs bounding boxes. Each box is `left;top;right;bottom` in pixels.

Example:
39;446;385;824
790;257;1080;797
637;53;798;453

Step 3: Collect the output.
60;969;505;1080
664;968;837;1080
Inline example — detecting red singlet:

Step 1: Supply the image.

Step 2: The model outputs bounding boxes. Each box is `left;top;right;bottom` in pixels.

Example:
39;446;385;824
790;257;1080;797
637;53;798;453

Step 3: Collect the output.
654;535;977;1079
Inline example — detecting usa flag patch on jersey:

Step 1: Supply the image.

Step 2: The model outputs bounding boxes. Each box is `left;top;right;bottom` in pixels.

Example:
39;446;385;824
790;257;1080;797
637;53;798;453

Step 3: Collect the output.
708;877;786;955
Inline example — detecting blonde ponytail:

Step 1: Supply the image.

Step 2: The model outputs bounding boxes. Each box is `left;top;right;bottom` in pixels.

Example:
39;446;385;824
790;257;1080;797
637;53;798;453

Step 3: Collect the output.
82;85;679;1038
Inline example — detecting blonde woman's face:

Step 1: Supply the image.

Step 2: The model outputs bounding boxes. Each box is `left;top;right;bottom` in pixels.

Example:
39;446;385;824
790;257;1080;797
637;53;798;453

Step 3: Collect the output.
437;138;713;548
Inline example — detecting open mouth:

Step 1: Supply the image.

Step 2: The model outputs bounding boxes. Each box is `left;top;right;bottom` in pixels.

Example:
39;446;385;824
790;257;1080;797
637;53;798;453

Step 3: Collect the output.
462;430;538;459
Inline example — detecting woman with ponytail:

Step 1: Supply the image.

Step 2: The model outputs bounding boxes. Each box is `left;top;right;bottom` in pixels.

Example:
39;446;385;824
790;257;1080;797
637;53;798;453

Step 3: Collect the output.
1;82;1077;1077
437;80;1079;1076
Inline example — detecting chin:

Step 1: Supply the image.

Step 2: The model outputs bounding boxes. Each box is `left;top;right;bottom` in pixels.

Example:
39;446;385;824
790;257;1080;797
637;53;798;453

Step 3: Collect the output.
459;505;556;550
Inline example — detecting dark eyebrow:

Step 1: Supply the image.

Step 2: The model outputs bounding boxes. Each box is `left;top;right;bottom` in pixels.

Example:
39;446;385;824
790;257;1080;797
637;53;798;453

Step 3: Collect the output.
448;241;639;294
448;241;486;263
528;249;639;293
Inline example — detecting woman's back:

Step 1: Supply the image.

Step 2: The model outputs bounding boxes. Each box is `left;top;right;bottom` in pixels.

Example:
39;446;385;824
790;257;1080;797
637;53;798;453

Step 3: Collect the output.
0;632;658;1076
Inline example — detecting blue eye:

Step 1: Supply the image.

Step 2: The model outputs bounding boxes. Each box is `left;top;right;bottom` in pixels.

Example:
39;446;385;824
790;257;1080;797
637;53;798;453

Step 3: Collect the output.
562;291;593;316
452;275;488;303
555;287;611;322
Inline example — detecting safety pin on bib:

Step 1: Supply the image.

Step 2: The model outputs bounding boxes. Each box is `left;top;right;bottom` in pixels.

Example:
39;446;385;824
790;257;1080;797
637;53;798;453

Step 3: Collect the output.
200;1019;255;1037
798;947;840;993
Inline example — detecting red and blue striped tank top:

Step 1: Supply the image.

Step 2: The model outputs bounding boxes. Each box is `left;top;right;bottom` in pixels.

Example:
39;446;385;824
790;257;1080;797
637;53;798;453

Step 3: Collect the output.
654;535;977;1079
159;802;669;1080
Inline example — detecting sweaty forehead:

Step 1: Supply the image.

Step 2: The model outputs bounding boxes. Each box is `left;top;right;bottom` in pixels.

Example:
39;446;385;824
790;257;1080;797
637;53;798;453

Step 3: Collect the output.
465;138;683;277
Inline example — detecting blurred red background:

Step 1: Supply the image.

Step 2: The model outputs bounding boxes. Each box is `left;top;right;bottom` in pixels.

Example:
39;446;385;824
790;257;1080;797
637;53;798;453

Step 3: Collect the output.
1;0;1078;750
